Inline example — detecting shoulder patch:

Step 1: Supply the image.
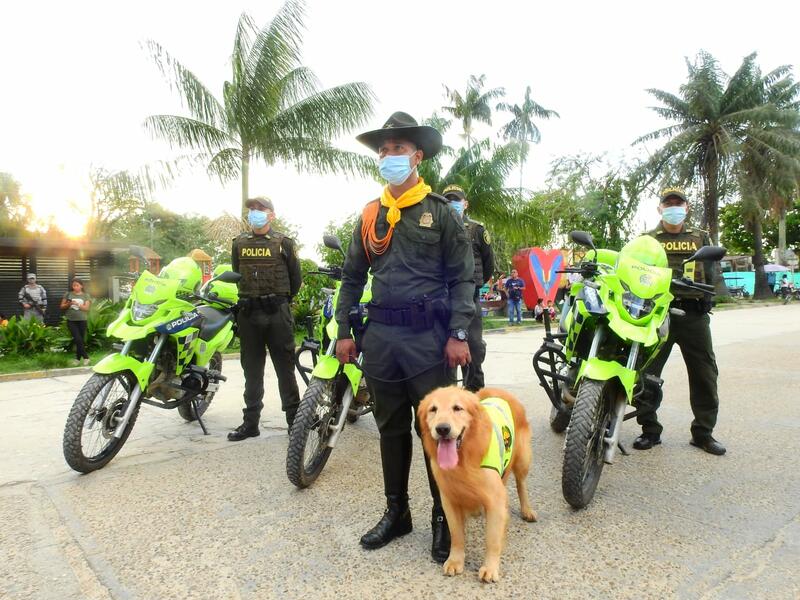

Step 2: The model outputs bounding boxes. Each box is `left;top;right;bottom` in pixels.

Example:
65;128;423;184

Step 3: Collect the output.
483;230;491;245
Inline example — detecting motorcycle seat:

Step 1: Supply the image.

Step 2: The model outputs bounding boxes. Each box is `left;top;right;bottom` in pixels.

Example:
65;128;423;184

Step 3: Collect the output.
196;305;232;341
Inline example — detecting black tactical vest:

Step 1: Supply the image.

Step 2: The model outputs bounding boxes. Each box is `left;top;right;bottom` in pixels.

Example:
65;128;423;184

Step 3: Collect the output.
649;226;708;299
464;220;483;286
236;232;292;297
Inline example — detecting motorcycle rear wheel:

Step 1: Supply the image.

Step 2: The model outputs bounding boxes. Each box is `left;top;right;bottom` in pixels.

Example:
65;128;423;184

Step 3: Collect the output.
562;378;611;509
63;372;140;473
286;377;341;488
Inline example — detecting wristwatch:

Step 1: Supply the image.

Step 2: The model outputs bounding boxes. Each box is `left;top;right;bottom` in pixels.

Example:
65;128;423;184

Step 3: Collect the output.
449;328;468;342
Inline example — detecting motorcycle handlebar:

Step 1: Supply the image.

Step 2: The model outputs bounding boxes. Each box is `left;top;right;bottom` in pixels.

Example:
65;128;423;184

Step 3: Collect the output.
672;278;716;295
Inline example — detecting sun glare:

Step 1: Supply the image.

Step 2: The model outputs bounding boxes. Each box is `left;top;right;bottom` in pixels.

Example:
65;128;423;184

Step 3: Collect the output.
27;166;92;238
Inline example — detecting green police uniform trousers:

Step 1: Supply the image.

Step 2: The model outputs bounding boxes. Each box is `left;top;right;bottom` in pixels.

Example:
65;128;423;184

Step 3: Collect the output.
464;294;486;391
637;307;720;440
237;303;300;428
360;321;454;508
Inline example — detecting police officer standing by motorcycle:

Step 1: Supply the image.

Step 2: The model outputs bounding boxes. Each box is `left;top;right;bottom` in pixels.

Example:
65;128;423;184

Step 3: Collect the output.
228;197;302;441
635;187;726;455
335;112;474;562
443;184;494;392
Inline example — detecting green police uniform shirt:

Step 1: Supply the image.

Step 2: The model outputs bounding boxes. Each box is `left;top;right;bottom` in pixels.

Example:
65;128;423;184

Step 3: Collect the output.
480;397;515;476
647;224;713;299
335;193;475;338
464;218;495;286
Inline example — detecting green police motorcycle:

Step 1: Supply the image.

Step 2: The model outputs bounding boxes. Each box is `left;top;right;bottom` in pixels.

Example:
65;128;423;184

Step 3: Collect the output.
287;235;372;488
533;231;725;508
62;256;241;473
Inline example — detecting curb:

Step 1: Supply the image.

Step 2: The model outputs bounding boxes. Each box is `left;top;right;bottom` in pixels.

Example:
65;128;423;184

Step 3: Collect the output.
0;352;243;384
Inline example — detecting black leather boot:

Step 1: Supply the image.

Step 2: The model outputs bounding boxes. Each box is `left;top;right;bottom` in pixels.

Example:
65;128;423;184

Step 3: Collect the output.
425;454;451;563
360;434;413;550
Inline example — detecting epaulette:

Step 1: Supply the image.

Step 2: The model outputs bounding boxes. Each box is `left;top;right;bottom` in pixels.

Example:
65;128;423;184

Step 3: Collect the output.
467;217;485;227
428;192;448;203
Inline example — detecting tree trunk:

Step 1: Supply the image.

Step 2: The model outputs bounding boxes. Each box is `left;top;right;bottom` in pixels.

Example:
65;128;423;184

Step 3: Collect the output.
778;205;787;264
752;215;771;299
240;145;250;220
703;161;720;244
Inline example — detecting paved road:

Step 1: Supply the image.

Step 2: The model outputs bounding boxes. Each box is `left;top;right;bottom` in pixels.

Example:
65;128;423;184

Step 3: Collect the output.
2;304;799;599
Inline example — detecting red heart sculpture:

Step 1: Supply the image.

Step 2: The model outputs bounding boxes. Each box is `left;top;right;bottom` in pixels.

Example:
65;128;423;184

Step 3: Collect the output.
512;248;567;307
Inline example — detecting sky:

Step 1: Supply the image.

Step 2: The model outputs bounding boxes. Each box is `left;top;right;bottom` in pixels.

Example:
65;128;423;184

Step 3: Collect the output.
2;0;799;259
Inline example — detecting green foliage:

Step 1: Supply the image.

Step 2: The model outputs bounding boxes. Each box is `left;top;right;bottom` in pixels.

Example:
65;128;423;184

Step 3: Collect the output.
442;74;505;150
720;200;800;255
87;168;151;240
535;154;643;250
0;172;33;235
53;299;122;353
0;316;58;356
145;2;376;212
292;258;331;330
317;213;358;267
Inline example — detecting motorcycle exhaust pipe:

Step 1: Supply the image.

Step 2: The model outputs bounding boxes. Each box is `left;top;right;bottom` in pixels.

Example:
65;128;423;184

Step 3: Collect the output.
113;334;166;438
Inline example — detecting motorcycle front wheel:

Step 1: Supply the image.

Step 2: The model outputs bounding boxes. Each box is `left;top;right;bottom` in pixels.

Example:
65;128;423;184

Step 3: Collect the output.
286;377;342;488
63;372;140;473
562;378;612;509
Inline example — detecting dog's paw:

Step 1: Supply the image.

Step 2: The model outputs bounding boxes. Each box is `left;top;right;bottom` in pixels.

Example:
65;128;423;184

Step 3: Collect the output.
522;508;538;522
443;558;464;576
478;565;500;583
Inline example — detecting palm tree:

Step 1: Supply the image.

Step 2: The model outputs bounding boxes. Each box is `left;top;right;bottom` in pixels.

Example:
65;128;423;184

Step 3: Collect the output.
497;86;559;199
737;65;800;297
442;75;505;153
145;1;375;216
636;51;790;244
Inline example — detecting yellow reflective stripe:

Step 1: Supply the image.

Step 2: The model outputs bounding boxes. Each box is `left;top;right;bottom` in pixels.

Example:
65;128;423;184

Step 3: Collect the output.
480;398;515;476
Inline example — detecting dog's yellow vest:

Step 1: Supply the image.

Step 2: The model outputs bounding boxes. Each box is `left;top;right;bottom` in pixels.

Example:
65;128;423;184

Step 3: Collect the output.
480;398;515;476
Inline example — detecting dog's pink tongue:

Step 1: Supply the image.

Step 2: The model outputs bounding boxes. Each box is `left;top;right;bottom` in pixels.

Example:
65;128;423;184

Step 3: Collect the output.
437;438;459;470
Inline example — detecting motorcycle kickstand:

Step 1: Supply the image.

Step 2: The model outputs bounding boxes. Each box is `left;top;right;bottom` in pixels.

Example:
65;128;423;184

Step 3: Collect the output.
618;441;629;456
191;397;209;436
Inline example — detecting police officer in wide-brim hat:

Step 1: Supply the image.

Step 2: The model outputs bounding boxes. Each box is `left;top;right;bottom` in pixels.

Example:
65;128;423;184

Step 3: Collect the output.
635;187;726;456
442;184;494;392
336;111;474;562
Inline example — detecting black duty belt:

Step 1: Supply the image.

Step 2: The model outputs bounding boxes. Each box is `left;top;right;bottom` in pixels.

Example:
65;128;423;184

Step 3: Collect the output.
367;304;414;327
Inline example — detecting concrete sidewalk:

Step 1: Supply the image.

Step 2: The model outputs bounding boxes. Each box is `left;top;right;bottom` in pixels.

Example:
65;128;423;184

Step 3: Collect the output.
1;304;799;599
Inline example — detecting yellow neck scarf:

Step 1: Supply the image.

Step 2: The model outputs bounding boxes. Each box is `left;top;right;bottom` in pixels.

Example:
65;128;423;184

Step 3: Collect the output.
361;178;431;261
380;178;432;227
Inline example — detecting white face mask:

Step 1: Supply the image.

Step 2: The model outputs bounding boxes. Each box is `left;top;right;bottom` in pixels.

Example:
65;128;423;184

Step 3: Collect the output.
661;206;687;225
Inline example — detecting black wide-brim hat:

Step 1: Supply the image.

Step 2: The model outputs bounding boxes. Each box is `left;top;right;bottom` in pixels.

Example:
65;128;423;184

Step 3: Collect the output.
356;111;442;160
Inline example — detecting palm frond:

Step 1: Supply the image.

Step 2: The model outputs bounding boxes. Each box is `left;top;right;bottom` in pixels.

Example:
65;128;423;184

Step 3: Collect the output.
144;115;237;153
144;40;227;129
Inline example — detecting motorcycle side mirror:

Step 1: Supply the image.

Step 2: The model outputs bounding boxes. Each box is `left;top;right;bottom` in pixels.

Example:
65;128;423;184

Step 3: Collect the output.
684;246;726;264
323;234;345;258
215;271;242;284
570;230;596;251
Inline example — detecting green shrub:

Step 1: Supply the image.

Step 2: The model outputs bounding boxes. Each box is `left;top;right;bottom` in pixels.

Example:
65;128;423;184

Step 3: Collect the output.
0;316;58;355
292;258;332;332
54;299;123;353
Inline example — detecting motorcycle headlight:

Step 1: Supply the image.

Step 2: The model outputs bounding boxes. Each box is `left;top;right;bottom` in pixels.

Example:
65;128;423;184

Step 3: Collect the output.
131;300;159;322
621;292;655;319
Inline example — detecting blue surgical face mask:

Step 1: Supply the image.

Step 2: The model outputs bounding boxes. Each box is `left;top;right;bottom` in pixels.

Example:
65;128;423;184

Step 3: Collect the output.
248;209;269;229
661;205;687;225
450;200;465;216
378;153;415;185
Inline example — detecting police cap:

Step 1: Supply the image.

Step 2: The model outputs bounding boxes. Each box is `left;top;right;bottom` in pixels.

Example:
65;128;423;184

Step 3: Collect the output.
659;187;688;203
442;184;466;201
245;197;274;211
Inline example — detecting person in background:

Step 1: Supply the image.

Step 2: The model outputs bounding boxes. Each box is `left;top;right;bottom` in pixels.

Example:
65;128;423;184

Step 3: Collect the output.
504;269;526;325
533;298;545;322
547;300;557;321
60;278;92;366
19;273;47;322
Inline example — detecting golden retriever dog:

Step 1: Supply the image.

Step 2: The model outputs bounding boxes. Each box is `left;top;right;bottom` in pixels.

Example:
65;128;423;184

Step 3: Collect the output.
418;386;537;583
